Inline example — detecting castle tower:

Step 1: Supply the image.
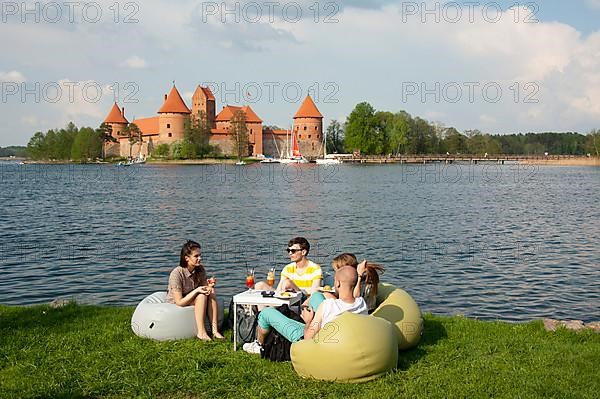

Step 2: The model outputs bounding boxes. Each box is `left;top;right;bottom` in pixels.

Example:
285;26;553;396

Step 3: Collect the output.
102;103;128;157
293;95;323;158
157;85;191;144
191;85;216;128
103;102;128;136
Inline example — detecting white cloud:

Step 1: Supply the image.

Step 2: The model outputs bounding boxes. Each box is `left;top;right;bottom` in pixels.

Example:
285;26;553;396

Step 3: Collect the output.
0;70;26;83
120;55;147;69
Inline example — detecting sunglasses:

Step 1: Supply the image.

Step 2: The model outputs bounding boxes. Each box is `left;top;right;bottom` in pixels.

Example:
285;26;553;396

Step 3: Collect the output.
287;248;302;254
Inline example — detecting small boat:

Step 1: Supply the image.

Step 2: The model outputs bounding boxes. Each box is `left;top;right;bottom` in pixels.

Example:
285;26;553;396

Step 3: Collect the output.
260;157;280;164
235;160;246;166
315;128;342;165
279;130;309;164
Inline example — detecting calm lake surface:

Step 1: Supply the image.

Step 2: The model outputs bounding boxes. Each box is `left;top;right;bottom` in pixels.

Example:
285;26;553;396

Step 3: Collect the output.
0;162;598;322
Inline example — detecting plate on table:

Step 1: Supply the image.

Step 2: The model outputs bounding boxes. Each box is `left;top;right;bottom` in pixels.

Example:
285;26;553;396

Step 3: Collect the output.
318;286;335;293
274;291;295;299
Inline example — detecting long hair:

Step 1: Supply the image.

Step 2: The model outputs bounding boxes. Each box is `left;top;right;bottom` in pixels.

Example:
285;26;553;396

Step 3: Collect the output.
179;240;201;268
331;253;384;296
363;261;385;297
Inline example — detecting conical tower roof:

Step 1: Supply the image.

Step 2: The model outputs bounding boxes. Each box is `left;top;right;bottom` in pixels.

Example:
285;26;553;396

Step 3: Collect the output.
158;85;191;114
293;95;323;119
103;103;128;124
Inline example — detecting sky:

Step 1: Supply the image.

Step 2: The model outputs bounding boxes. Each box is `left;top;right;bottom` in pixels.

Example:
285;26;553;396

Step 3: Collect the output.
1;0;600;146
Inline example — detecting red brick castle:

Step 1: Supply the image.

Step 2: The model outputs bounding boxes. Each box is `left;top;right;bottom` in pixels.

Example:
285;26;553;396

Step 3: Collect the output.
102;84;324;159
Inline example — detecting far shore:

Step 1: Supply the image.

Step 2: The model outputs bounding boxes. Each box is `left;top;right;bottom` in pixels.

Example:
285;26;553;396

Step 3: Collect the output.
3;156;599;167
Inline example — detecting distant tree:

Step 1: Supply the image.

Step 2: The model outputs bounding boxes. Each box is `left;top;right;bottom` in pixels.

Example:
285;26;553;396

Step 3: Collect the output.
0;146;27;157
406;117;433;154
26;131;47;160
55;127;77;160
153;144;170;158
441;128;467;154
97;123;117;159
122;123;142;158
585;129;600;157
71;127;101;162
185;111;212;158
388;111;411;155
325;120;345;154
231;110;249;160
345;102;381;154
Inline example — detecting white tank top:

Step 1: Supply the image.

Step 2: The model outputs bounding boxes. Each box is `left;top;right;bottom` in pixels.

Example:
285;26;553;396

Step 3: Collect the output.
320;297;368;329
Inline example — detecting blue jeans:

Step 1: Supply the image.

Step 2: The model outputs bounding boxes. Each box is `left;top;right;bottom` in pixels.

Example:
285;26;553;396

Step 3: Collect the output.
257;292;326;342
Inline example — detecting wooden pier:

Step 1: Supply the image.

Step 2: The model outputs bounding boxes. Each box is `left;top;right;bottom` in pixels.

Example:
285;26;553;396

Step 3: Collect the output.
332;154;597;165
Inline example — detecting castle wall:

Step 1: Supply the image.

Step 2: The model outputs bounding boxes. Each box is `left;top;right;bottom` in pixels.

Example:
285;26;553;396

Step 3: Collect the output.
119;140;149;158
262;133;287;158
209;136;235;156
247;122;263;156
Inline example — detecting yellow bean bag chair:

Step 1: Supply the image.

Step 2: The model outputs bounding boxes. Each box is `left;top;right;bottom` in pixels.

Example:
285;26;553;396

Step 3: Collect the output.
290;284;423;382
372;283;423;350
290;312;398;383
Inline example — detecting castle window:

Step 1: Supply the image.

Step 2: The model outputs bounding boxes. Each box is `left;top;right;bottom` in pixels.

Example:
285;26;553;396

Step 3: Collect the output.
308;135;312;139
315;126;317;130
168;133;172;137
250;129;253;134
299;135;302;139
167;124;171;128
304;126;307;131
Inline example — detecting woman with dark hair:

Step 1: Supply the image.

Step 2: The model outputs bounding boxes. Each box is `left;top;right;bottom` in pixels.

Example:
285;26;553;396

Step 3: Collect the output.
325;252;384;312
166;240;223;341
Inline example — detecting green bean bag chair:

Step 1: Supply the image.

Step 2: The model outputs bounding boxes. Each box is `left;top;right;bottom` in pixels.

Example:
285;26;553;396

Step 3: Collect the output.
372;284;423;350
290;312;398;383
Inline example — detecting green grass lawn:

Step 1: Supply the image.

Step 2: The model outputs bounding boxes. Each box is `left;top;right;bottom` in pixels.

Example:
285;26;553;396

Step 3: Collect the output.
1;304;598;399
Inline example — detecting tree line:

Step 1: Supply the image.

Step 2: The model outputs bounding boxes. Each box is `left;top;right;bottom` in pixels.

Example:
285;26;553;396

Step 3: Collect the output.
326;102;600;157
22;103;600;160
24;110;248;162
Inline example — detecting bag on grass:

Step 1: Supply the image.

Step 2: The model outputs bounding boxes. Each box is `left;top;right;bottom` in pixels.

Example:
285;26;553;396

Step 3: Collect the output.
228;300;259;346
260;304;304;362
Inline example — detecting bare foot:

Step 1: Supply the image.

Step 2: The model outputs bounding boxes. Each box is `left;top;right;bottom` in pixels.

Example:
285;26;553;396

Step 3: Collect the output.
212;331;225;339
197;333;212;341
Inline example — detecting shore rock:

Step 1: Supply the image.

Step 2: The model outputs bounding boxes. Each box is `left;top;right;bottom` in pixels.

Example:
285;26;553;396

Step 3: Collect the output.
543;319;599;333
49;299;72;309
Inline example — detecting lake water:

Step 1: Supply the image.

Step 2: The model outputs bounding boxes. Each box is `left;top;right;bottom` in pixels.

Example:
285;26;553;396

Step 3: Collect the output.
0;162;598;322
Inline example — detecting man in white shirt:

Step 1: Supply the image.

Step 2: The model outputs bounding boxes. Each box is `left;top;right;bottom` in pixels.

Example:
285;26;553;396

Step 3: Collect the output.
303;266;367;339
243;266;367;354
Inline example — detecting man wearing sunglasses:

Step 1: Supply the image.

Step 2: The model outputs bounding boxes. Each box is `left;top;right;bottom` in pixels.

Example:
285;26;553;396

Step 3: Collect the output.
275;237;322;294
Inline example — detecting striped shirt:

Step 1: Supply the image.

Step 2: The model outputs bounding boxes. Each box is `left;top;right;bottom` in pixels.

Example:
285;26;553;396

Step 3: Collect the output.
280;260;322;290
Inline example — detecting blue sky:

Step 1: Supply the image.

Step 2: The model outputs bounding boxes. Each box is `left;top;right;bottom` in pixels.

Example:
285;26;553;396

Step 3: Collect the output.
1;0;599;146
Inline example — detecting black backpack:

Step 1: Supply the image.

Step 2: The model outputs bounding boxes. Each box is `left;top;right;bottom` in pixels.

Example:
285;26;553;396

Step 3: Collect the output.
260;304;304;362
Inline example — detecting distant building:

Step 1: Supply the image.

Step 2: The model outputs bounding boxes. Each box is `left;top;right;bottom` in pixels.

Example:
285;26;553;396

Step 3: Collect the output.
102;84;323;159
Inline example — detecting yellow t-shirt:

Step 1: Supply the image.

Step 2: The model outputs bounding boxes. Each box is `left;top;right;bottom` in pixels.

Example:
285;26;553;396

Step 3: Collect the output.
280;260;322;290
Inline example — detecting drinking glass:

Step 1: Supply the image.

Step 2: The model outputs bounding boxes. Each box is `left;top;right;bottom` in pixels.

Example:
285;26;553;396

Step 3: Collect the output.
246;268;255;292
266;267;275;287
